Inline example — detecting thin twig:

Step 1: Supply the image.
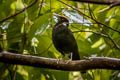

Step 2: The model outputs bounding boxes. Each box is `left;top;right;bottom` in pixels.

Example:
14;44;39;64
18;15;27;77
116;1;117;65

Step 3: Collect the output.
73;30;108;37
73;30;120;50
68;0;120;5
59;0;120;33
0;0;38;23
38;0;44;17
39;43;53;55
106;34;120;50
99;2;120;12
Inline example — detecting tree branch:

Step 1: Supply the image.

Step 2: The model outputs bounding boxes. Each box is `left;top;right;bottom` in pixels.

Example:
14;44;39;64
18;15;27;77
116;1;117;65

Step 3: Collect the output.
73;30;120;50
68;0;120;5
0;51;120;71
0;0;38;23
59;1;120;33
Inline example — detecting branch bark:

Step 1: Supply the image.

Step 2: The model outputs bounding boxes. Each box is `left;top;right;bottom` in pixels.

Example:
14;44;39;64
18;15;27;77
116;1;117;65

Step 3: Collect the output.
0;51;120;71
69;0;120;5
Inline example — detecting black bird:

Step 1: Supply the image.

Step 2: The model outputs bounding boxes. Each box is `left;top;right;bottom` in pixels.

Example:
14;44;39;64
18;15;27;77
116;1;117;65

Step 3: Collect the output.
52;14;80;60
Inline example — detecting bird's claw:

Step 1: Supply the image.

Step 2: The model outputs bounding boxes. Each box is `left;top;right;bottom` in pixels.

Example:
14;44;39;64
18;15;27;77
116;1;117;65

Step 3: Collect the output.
65;59;72;64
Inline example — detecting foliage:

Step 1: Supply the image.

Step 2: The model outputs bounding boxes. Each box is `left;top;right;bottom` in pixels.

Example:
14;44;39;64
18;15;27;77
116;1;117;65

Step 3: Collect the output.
0;0;120;80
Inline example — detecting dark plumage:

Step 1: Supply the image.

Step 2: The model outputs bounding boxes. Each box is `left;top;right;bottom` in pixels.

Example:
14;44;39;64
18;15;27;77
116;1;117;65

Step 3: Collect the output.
52;15;80;60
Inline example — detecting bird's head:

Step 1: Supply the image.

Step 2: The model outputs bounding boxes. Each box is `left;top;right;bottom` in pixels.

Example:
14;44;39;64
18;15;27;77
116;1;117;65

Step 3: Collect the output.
54;14;69;24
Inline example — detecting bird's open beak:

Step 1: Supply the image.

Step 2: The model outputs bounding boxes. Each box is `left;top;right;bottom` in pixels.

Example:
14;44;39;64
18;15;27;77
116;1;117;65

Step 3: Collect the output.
53;13;61;17
53;13;61;22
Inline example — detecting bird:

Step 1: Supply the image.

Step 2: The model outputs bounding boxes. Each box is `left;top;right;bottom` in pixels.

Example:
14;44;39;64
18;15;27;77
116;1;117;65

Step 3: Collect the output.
52;14;80;60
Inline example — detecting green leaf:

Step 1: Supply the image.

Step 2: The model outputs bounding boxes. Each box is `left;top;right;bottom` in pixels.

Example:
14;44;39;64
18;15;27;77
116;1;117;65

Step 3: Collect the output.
28;13;50;41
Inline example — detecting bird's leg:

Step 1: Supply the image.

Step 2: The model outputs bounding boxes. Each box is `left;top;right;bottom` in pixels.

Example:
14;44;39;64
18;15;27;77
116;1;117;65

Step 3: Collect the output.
65;52;73;64
70;52;73;61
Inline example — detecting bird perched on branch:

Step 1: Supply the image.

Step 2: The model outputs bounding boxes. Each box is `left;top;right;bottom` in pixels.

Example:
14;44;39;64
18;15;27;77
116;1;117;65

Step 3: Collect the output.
52;14;80;60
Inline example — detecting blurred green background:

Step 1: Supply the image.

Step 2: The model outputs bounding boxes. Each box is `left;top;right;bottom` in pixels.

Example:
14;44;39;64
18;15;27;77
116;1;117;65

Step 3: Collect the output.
0;0;120;80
